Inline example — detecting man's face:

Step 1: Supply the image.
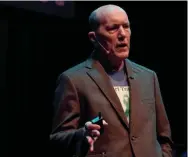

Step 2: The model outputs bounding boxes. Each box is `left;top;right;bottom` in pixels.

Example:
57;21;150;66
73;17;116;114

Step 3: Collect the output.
96;8;131;61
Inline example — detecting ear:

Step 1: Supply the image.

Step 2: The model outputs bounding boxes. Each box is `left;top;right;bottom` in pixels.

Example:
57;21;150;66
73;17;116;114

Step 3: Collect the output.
88;31;96;44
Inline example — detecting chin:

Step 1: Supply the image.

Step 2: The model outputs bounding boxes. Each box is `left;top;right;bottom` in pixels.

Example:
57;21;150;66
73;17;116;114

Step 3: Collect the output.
116;51;129;60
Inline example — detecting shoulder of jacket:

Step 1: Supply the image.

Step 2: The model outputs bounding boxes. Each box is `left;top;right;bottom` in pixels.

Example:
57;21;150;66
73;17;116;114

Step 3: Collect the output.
127;59;155;75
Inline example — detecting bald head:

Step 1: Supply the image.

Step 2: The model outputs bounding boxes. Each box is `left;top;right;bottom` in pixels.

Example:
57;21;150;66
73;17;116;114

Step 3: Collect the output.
89;4;127;31
88;4;131;64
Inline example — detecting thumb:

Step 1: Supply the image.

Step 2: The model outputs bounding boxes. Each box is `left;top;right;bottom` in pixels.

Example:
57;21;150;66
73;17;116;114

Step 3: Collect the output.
103;120;108;125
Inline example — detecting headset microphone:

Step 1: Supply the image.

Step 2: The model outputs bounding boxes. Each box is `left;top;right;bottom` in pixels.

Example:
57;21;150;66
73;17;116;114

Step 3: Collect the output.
94;36;110;54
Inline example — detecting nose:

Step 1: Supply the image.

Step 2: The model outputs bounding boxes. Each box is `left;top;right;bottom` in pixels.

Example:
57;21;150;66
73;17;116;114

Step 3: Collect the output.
118;26;126;40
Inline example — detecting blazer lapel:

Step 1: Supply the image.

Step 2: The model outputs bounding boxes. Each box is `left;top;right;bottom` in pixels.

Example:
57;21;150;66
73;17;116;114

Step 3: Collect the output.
125;59;143;135
85;58;129;130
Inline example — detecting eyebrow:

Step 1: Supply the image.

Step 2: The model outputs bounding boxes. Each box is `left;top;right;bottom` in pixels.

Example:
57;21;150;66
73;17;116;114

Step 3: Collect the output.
106;22;130;27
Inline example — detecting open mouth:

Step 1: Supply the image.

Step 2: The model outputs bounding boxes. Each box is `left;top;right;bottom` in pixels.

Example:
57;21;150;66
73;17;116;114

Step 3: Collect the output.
117;43;127;48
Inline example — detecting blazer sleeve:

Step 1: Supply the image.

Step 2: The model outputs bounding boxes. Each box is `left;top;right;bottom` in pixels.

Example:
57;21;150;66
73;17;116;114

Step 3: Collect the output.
49;73;89;157
153;72;173;157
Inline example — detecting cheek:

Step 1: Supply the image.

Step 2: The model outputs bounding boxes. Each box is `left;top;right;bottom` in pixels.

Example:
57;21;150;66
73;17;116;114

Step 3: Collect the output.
105;41;115;50
107;39;117;48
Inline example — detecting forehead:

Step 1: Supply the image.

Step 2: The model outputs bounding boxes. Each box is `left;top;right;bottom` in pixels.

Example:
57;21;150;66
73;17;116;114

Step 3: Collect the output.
97;7;129;25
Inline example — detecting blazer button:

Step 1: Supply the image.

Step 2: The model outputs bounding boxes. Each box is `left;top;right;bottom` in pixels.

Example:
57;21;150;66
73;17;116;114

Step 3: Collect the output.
102;151;106;157
131;136;136;141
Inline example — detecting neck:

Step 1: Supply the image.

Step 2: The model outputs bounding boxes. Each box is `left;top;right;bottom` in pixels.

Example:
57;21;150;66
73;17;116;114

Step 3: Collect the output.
112;60;124;72
92;50;124;72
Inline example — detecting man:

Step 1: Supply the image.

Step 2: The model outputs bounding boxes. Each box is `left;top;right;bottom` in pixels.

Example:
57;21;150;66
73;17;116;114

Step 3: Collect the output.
50;4;173;157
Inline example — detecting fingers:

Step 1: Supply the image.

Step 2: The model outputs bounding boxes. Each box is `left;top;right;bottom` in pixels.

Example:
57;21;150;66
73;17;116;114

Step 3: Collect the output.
86;128;100;139
85;121;101;130
86;136;95;152
91;129;100;138
86;130;100;152
86;136;93;144
85;120;108;130
102;120;108;125
90;144;94;152
84;119;108;152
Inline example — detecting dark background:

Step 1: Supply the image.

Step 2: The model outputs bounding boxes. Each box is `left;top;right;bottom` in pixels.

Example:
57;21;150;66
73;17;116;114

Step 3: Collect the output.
1;1;186;157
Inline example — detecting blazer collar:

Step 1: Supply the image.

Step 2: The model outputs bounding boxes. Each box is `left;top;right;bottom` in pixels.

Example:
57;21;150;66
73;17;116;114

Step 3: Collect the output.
85;56;141;130
85;56;149;135
85;56;141;79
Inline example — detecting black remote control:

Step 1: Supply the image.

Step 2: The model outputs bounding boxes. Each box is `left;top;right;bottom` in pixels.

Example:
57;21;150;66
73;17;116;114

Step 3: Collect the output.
91;112;104;134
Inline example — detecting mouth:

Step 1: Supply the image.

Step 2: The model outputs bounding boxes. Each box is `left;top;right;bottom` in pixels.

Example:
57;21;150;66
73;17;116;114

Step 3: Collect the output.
117;43;128;48
116;43;128;50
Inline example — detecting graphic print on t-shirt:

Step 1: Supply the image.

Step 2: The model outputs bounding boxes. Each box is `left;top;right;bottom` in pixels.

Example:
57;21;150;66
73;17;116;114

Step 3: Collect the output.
108;66;130;123
114;86;130;122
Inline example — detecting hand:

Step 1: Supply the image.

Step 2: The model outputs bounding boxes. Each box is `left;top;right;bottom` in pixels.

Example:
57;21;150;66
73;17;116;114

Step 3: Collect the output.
85;120;108;152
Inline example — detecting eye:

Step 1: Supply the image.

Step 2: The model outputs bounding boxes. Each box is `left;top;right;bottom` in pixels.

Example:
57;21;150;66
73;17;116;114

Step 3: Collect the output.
106;25;119;33
123;23;130;29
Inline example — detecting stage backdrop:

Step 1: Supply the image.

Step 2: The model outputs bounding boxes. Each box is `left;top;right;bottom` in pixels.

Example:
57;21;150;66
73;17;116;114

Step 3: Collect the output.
0;1;74;18
2;1;186;157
